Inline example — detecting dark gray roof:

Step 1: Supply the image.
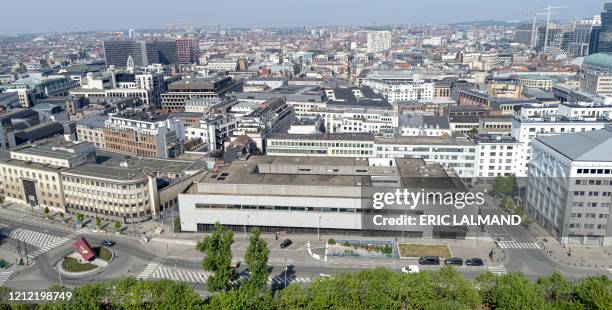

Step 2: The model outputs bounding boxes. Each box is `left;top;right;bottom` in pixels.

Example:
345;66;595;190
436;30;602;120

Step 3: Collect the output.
400;115;450;129
77;114;108;129
536;126;612;161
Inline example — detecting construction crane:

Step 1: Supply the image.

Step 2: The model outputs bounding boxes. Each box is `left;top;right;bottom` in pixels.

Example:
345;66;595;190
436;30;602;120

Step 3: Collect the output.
515;13;549;49
542;4;568;50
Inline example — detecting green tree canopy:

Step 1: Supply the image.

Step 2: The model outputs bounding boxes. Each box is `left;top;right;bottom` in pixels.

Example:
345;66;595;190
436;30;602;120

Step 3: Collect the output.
196;222;236;292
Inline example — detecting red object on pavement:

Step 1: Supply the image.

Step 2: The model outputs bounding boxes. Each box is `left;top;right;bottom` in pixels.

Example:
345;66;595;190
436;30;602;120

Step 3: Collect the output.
73;238;95;261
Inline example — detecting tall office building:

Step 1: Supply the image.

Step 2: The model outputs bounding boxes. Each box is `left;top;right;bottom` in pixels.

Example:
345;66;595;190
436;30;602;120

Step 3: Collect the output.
176;37;198;64
573;17;601;56
536;25;564;54
153;40;178;65
104;39;179;67
514;24;533;46
596;3;612;53
527;125;612;245
103;40;149;68
366;31;391;53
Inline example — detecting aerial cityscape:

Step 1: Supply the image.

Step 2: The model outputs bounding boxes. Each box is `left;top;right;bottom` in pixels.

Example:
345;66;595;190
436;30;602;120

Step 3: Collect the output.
0;0;612;308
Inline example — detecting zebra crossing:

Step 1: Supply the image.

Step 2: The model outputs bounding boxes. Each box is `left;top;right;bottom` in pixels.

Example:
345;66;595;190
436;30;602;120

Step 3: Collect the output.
0;225;87;259
497;241;541;250
137;258;163;280
0;271;13;286
488;266;508;275
150;267;210;283
297;241;327;250
140;262;316;285
269;274;313;285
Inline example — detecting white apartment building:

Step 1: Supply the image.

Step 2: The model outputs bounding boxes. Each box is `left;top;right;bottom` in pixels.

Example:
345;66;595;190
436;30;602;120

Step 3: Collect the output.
361;79;434;103
366;31;392;53
374;136;476;178
185;114;236;151
231;97;293;151
315;108;397;134
474;135;523;178
511;116;610;177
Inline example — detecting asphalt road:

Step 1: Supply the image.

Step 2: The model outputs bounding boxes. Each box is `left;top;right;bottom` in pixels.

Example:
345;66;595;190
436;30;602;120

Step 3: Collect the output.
0;206;609;293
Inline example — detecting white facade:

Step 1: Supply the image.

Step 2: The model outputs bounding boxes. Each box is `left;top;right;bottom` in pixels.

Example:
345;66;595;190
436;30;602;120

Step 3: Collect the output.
366;31;392;53
511;117;609;177
361;79;434;103
475;137;523;177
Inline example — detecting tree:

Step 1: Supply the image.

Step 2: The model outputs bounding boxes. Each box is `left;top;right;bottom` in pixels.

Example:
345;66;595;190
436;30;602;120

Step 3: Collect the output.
492;174;516;197
537;272;574;305
575;276;612;310
76;213;84;223
483;272;545;309
196;222;236;292
469;126;479;137
244;228;269;291
95;217;101;228
114;220;122;231
173;216;181;233
43;207;50;216
502;196;514;211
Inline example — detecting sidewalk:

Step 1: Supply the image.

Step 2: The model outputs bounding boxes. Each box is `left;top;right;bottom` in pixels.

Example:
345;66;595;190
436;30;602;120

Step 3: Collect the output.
527;222;612;270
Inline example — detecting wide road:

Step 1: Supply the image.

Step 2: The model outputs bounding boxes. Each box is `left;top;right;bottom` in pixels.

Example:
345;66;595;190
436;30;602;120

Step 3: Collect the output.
0;207;608;293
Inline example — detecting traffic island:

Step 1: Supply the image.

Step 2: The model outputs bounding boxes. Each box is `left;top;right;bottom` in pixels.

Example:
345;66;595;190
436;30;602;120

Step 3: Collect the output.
61;257;97;272
57;237;114;277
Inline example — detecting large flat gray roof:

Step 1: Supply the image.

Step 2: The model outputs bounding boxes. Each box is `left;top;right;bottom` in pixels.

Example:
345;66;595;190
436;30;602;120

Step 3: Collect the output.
536;126;612;162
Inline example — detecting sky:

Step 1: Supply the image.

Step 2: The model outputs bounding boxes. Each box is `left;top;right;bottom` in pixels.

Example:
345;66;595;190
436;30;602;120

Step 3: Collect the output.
0;0;608;35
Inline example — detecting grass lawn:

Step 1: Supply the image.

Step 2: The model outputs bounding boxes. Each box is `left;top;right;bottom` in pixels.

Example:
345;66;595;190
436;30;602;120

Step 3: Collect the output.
95;247;113;262
397;243;452;258
62;257;97;272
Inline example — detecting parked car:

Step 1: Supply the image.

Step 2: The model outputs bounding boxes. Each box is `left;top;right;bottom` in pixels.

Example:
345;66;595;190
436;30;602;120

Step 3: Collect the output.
444;257;463;266
280;239;293;248
101;239;115;247
465;258;484;266
401;265;420;274
418;256;440;265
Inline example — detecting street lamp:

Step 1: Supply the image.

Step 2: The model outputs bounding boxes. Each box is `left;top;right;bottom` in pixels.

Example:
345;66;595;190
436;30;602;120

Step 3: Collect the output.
284;266;288;289
57;265;63;287
244;214;250;238
317;215;321;241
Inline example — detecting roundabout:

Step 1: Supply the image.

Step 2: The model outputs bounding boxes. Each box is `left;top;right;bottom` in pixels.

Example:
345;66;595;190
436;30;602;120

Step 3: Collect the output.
56;238;116;277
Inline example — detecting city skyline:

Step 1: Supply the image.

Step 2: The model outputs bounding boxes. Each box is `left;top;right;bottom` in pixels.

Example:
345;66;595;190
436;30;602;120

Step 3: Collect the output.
0;0;608;35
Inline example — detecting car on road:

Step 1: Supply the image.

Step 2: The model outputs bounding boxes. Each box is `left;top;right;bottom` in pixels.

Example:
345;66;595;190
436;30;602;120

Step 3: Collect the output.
280;239;293;248
444;257;463;266
401;265;420;273
465;258;484;266
418;256;440;265
101;239;115;247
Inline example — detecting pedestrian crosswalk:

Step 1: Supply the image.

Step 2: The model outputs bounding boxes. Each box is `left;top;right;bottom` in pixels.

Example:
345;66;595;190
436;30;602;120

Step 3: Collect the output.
140;263;316;286
137;258;163;280
497;241;541;250
150;267;209;283
269;274;313;285
298;241;327;250
0;225;87;259
488;266;508;275
0;271;12;286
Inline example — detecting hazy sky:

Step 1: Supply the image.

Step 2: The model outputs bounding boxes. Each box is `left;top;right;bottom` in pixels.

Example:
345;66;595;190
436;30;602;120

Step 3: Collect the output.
0;0;608;34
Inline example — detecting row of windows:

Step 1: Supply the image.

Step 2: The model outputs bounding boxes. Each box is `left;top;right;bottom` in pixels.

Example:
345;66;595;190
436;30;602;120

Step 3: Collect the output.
569;223;607;230
195;204;357;213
